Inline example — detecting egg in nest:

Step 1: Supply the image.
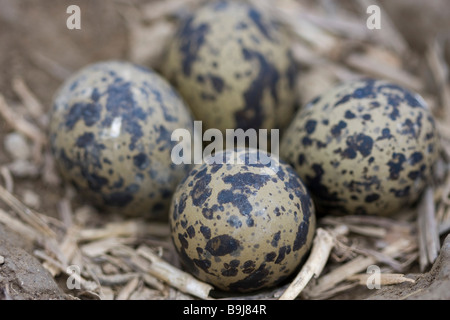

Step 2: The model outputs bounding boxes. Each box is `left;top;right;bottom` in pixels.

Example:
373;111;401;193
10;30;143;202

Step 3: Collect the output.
49;61;194;220
162;0;297;135
169;148;315;292
280;78;440;216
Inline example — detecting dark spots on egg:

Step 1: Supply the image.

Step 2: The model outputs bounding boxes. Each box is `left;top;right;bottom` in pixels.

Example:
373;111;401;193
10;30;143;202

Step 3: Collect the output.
200;225;211;239
102;192;134;207
193;258;212;274
409;151;424;165
177;193;188;216
208;74;225;93
155;125;172;149
247;7;274;42
428;143;435;153
227;215;242;228
387;153;406;180
274;207;281;216
133;153;149;170
222;260;240;277
425;131;435;141
334;94;352;108
305;164;340;204
150;88;179;123
179;220;188;231
378;83;423;108
265;252;276;262
399;114;422;139
177;16;210;77
196;74;205;83
111;176;124;189
152;202;166;214
222;172;271;191
104;81;135;114
275;245;291;264
83;171;109;192
297;153;305;166
202;207;216;220
218;190;253;221
334;79;377;108
242;260;256;274
389;186;411;198
305;119;317;135
365;193;380;203
75;132;95;148
65;102;102;130
293;222;309;251
302;136;313;147
178;233;189;249
344;110;356;119
408;170;421;180
370;101;380;108
309;95;321;105
377;127;393;141
200;92;216;101
228;263;269;291
187;225;196;239
205;234;241;256
235;47;280;130
331;120;347;137
235;21;249;30
353;79;377;98
190;173;212;207
335;133;373;159
271;231;281;247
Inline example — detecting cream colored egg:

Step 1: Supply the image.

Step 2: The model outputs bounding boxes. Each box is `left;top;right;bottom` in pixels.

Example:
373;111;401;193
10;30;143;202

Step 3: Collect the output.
280;79;440;216
169;148;315;292
162;1;297;135
50;61;194;220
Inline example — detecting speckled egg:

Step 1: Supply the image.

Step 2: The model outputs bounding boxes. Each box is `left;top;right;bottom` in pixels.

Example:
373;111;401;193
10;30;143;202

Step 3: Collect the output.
169;148;315;292
280;78;440;216
162;0;297;134
49;61;194;219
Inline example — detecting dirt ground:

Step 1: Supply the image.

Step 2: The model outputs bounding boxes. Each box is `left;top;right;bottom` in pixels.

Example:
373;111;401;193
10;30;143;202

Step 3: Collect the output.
0;0;449;300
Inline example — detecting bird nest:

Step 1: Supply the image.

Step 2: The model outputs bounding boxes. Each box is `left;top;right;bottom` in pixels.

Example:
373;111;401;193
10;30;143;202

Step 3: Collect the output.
0;0;449;300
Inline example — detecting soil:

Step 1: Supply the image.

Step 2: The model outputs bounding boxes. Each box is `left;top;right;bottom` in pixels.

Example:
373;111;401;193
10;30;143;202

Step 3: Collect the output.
368;234;450;300
0;224;66;299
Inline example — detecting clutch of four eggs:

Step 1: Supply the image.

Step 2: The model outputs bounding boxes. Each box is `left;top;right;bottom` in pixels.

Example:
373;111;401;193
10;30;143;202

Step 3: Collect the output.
49;0;438;293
